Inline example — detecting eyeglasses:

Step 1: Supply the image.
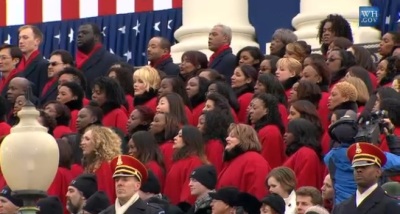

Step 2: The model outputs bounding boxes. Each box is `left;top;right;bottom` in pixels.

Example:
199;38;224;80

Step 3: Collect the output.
48;62;63;67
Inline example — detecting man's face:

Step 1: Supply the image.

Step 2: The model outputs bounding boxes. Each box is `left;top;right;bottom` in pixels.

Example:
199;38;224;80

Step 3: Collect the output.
48;54;68;78
296;195;314;214
354;165;381;189
77;25;96;48
147;37;166;61
19;28;40;54
7;79;24;103
321;174;334;201
0;48;18;72
0;196;19;214
65;186;84;213
115;176;140;202
208;26;227;52
188;178;208;196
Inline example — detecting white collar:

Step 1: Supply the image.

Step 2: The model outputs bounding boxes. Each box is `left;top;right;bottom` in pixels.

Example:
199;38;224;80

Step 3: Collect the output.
356;183;378;207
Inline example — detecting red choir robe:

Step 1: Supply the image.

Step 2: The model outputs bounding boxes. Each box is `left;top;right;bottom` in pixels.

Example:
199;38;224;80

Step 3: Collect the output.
0;122;11;138
278;104;288;129
204;139;224;173
125;94;134;114
191;102;205;126
163;155;203;205
285;89;291;101
237;92;253;123
318;92;330;131
83;98;90;106
184;106;193;125
102;108;128;134
258;125;286;169
69;110;79;132
71;164;84;178
230;108;239;123
0;172;6;189
133;97;158;114
368;72;378;90
146;160;165;191
94;161;116;203
283;147;324;189
217;151;270;199
53;125;73;139
159;140;174;172
47;167;74;214
321;131;331;155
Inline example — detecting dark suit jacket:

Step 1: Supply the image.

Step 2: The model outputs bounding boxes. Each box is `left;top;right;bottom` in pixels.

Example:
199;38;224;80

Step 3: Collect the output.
155;57;180;76
100;198;165;214
79;47;120;98
39;81;58;106
208;48;236;83
17;53;48;97
332;186;400;214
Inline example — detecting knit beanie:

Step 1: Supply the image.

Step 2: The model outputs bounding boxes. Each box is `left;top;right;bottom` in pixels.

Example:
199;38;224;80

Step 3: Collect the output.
140;170;161;194
0;186;23;207
69;173;98;199
37;196;63;214
83;191;110;214
190;165;217;190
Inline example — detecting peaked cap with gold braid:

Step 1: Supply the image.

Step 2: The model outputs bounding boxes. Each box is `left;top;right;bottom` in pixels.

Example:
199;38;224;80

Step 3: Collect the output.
110;155;148;182
347;143;387;168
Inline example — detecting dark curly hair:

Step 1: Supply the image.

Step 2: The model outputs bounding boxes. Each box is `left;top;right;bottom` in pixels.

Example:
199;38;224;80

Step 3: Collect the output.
205;92;235;120
318;14;353;54
255;73;287;106
296;80;322;107
201;110;233;144
380;98;400;127
208;81;240;112
253;93;285;134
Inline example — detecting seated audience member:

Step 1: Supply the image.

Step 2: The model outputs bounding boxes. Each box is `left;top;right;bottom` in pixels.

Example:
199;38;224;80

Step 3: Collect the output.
66;174;98;214
321;174;334;212
295;186;323;214
0;186;23;214
234;192;262;214
36;196;63;214
209;187;240;214
187;165;217;214
260;193;286;214
305;205;330;214
82;191;110;214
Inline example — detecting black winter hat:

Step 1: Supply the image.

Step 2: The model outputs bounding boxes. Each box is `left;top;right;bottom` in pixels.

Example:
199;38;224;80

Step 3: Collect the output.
209;187;240;207
0;186;23;207
234;192;261;214
190;165;217;190
83;191;110;214
37;196;63;214
140;170;161;194
69;173;98;199
260;193;286;214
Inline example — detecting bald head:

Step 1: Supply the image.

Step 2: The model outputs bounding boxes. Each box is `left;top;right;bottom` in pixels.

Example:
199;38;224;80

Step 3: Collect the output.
7;77;30;103
11;77;30;88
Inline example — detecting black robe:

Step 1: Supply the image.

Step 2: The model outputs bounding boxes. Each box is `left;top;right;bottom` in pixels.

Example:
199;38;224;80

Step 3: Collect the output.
208;48;236;84
39;80;58;106
17;53;48;97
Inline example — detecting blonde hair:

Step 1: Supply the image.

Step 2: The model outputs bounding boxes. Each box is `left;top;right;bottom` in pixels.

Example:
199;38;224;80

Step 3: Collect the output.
333;82;358;102
286;42;308;62
266;167;297;193
133;66;161;91
344;77;369;104
276;57;302;76
83;126;122;172
227;123;261;152
18;25;43;42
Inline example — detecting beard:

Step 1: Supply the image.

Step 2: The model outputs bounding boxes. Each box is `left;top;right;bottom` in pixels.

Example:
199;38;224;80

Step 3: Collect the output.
66;199;83;214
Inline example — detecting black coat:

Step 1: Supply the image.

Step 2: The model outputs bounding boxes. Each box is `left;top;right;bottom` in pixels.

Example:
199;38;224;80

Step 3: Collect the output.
79;47;120;98
208;48;236;84
332;186;400;214
100;198;165;214
186;206;212;214
154;57;180;76
17;53;48;97
39;81;58;106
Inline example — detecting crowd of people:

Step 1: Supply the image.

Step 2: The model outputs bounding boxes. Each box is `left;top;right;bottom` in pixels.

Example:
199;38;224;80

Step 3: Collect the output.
0;12;400;214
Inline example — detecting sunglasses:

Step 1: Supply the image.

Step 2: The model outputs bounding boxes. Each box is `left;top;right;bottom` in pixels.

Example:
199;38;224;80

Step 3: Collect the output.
48;62;63;66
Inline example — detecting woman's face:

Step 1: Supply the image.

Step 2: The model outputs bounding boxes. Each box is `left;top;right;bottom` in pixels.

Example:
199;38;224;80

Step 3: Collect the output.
392;79;400;92
288;82;299;103
231;67;250;88
76;108;95;131
186;77;199;98
127;139;138;157
326;50;342;73
248;98;267;124
156;97;170;113
158;78;173;96
239;50;258;66
180;55;196;74
270;37;284;55
197;114;205;133
287;105;301;121
173;129;185;149
207;83;218;95
259;59;272;74
283;131;295;145
254;80;266;95
80;130;95;155
44;103;57;118
328;87;348;110
57;86;76;104
275;64;293;82
202;99;215;112
126;109;145;134
267;176;288;198
91;85;107;106
376;59;388;82
379;33;396;56
133;76;147;96
149;113;166;134
13;95;26;115
301;65;322;84
225;131;240;151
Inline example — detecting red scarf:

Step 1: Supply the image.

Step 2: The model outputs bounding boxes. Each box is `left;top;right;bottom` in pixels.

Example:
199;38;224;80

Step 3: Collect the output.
76;44;103;69
0;68;21;93
208;44;230;66
17;50;40;71
41;77;58;97
150;54;171;68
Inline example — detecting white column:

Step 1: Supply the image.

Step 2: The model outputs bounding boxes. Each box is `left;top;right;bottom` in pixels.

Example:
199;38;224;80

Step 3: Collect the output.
266;0;381;53
171;0;259;62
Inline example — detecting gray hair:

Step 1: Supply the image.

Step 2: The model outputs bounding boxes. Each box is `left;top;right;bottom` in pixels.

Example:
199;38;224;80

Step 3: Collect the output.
213;24;232;44
272;28;298;44
305;206;330;214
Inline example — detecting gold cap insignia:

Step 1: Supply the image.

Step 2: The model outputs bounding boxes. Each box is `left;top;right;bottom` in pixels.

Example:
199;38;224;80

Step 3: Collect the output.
355;143;362;154
117;155;123;165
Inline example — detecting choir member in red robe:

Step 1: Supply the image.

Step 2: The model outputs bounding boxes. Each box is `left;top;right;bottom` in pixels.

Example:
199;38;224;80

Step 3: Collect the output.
149;112;180;172
283;118;325;189
157;92;190;125
80;126;122;202
186;76;210;126
206;81;240;123
132;66;161;113
127;131;166;191
217;124;271;199
107;66;135;114
275;58;302;99
91;77;128;134
249;93;286;168
125;105;154;142
164;125;207;207
231;65;258;123
43;101;73;138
